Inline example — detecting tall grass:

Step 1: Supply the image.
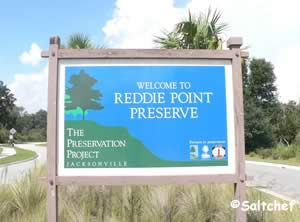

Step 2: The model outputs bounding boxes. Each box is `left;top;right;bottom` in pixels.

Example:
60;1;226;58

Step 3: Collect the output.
0;165;47;222
0;165;299;222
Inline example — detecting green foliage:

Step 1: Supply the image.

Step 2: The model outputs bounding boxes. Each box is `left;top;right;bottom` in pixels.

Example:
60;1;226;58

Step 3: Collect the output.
10;110;47;143
0;127;9;143
255;148;272;159
254;144;300;161
280;148;295;160
65;33;94;49
249;152;256;157
25;128;46;142
65;70;104;120
242;59;250;97
271;148;281;160
276;101;300;145
154;8;228;49
243;58;279;152
271;145;295;160
295;130;300;145
296;149;300;162
244;98;276;152
32;110;47;129
0;81;16;128
248;58;278;115
290;144;300;157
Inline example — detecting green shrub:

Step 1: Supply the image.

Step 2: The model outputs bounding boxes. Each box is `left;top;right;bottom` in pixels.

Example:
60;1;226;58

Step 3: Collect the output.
256;148;272;159
249;152;256;157
27;128;46;142
280;147;295;160
269;144;298;160
296;150;300;162
293;145;300;162
15;134;27;143
271;148;280;160
294;130;300;145
14;128;46;143
0;128;9;143
290;144;300;155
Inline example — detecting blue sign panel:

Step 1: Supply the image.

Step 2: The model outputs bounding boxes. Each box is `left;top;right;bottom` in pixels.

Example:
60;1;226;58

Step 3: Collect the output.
63;65;232;169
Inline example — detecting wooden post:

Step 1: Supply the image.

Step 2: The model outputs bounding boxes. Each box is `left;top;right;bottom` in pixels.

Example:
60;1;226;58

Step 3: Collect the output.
227;37;247;222
47;36;60;222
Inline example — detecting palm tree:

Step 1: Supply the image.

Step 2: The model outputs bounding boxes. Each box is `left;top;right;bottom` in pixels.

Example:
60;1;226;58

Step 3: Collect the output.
63;32;95;49
154;8;228;49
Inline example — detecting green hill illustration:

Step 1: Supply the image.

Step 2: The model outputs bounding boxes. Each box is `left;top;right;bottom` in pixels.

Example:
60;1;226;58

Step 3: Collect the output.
65;120;227;168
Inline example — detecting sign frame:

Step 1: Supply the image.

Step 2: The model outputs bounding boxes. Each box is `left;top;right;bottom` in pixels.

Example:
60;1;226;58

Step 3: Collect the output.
59;59;236;177
42;36;248;222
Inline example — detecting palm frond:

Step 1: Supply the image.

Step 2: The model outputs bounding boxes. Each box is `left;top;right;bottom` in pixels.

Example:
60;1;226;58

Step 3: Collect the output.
153;30;182;49
155;8;228;50
66;33;94;49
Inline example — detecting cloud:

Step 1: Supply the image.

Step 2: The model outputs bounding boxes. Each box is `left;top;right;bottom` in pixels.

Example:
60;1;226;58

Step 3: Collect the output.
102;0;184;48
19;43;42;66
275;46;300;103
102;0;300;102
9;66;48;113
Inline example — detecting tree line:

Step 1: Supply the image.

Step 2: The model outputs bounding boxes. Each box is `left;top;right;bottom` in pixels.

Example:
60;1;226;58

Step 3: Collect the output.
0;81;47;143
242;59;300;152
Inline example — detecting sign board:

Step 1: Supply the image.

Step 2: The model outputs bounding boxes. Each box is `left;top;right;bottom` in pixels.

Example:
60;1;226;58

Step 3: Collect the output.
42;36;247;222
10;128;16;135
58;60;236;176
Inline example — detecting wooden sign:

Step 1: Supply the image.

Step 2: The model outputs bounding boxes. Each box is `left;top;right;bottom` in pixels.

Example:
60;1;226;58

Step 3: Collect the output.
42;36;248;222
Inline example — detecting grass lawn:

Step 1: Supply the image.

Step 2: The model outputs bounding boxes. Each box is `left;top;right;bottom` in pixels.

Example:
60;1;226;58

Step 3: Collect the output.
246;155;300;167
0;145;37;165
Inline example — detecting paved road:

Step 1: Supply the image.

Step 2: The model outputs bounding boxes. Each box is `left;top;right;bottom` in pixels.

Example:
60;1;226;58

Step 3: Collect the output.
0;143;46;184
246;161;300;201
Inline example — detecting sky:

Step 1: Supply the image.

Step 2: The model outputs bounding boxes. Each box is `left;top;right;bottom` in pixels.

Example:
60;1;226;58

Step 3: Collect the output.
0;0;300;113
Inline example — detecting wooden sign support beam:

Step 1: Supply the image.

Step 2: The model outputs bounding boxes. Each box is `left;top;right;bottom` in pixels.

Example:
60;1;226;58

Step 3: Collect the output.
47;36;60;222
227;37;247;222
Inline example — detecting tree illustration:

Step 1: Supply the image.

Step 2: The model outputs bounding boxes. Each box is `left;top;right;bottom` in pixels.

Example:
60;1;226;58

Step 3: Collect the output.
65;70;103;120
